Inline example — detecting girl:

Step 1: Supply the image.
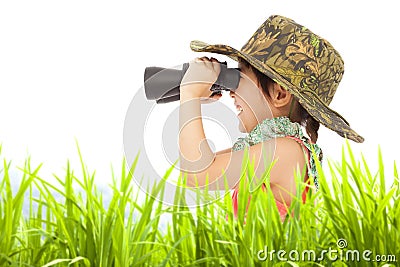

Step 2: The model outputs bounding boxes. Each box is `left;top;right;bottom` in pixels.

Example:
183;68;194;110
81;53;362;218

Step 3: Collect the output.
178;15;364;218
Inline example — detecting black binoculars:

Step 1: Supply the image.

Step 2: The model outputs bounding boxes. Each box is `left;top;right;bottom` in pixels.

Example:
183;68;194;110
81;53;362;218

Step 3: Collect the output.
144;62;240;103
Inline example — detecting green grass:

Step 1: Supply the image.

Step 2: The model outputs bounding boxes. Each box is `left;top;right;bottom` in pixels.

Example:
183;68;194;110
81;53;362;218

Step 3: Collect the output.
0;143;399;267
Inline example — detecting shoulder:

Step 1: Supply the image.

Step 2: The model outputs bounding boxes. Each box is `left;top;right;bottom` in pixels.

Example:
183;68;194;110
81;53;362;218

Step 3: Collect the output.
275;137;307;157
238;137;307;175
235;137;306;161
255;137;309;205
269;137;307;182
274;137;307;166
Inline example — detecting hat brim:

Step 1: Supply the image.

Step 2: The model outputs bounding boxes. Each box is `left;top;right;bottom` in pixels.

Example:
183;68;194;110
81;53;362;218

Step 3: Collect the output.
190;40;364;143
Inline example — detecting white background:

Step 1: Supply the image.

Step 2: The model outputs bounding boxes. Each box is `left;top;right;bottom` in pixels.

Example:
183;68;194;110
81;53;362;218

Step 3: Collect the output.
1;1;399;187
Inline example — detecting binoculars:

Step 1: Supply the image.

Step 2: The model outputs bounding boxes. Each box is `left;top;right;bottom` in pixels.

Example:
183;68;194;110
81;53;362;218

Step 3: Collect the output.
144;62;240;103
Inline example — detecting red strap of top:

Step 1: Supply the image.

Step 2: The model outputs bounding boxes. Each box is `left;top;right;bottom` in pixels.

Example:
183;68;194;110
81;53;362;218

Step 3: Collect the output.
285;136;312;203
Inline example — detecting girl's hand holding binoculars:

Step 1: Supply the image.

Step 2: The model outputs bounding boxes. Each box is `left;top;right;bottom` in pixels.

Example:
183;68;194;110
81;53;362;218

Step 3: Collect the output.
180;57;222;101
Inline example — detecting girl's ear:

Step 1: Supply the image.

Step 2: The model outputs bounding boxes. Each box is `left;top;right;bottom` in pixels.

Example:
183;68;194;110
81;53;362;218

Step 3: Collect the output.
270;83;292;108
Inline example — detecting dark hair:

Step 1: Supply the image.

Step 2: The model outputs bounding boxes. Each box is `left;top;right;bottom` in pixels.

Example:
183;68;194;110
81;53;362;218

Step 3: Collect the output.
239;58;320;143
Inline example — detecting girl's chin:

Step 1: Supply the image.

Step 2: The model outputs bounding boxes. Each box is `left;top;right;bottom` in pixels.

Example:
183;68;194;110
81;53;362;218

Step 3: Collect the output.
238;121;248;133
237;113;254;133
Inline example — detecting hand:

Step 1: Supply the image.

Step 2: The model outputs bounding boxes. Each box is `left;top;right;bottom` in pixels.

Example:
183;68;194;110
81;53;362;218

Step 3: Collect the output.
180;57;221;100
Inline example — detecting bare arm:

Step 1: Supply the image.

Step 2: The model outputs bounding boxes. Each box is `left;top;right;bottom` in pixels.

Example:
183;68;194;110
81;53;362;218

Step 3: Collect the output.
178;57;307;203
179;88;276;189
178;57;274;189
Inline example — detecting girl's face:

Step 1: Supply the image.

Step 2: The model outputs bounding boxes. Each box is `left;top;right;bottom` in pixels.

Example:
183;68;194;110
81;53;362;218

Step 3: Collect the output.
230;62;273;133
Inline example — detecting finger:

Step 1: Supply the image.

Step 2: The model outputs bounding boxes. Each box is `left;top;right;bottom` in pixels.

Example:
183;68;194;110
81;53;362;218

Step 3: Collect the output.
210;57;221;72
194;57;206;63
210;57;219;63
213;92;222;99
197;56;209;62
195;57;210;68
200;97;217;104
210;92;222;100
209;57;217;70
204;56;218;70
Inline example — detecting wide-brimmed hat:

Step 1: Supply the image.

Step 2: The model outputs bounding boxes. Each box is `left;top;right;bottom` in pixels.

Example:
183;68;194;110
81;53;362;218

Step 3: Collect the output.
190;15;364;143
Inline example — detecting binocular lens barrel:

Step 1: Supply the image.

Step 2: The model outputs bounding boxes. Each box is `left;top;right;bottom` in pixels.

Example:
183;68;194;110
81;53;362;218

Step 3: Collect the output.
144;62;240;104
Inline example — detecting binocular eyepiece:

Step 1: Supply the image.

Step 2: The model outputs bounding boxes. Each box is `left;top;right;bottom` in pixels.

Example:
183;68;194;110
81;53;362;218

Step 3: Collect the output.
144;62;240;104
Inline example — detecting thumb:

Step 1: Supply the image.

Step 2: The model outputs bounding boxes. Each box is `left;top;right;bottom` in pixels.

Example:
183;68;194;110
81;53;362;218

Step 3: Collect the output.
211;92;222;100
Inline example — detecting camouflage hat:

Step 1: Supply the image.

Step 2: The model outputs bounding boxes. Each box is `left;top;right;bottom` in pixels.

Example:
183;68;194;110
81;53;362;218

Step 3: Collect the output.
190;15;364;143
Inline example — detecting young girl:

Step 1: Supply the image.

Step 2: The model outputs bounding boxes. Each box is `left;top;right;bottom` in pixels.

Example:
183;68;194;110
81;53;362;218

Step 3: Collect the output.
178;15;364;218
